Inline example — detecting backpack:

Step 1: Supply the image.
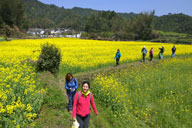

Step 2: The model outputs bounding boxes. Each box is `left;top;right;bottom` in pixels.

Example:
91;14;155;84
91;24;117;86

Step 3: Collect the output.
162;48;164;52
142;48;147;54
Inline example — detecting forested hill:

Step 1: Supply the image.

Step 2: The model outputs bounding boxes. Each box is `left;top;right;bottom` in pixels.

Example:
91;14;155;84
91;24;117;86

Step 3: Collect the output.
23;0;139;29
154;13;192;34
23;0;87;29
23;0;192;34
1;0;192;39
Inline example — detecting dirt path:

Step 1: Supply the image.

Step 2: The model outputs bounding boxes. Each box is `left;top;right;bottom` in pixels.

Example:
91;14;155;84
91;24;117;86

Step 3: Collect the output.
37;56;191;127
73;59;158;84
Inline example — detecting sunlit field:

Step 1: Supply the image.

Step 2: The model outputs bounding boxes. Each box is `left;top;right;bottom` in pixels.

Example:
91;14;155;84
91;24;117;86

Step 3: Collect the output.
0;38;192;127
0;38;192;74
0;61;46;127
92;57;192;128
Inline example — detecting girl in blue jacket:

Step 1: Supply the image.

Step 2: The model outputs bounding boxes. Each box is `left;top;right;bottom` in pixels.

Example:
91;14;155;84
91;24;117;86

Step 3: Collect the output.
65;73;78;112
114;49;121;65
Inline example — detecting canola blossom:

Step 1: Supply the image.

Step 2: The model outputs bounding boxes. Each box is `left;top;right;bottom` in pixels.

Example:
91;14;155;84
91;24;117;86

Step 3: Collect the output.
0;38;192;74
0;38;192;127
0;60;46;127
92;57;192;127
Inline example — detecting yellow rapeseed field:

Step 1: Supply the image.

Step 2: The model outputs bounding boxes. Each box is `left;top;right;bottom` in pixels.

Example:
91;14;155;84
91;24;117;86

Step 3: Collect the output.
0;38;192;127
0;38;192;71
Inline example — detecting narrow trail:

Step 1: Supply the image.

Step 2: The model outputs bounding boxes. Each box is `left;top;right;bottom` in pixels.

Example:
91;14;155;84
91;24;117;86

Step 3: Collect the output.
73;59;159;84
38;57;181;127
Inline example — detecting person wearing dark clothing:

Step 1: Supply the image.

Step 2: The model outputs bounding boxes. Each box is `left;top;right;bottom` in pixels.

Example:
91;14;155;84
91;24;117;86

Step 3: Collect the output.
159;46;164;59
141;46;147;62
65;73;78;112
172;45;176;58
114;49;121;65
149;48;153;61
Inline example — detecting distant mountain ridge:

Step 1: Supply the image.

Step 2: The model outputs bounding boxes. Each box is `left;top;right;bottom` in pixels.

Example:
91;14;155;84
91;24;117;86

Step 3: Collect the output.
23;0;192;34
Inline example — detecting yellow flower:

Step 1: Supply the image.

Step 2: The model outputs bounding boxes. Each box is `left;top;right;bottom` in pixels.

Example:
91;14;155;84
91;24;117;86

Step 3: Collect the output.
26;104;32;112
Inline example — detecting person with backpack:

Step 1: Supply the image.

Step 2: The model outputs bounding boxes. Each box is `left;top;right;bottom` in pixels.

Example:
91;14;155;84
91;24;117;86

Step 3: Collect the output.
141;46;147;62
114;49;121;65
172;45;176;58
65;73;78;113
149;48;153;61
72;81;98;128
159;46;164;59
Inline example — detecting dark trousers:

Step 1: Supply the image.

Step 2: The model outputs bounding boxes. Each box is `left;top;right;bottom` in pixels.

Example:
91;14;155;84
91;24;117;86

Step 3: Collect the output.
76;114;90;128
150;55;153;61
116;59;119;65
67;90;76;111
142;53;146;62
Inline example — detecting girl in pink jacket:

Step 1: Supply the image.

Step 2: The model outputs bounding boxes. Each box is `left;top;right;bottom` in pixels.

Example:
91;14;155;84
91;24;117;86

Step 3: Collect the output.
72;81;98;128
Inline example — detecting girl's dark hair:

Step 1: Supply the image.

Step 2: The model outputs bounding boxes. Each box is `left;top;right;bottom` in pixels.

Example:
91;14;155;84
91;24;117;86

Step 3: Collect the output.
82;81;90;89
65;73;73;82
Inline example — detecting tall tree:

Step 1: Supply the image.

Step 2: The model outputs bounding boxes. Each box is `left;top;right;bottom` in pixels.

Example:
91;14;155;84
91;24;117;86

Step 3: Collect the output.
0;0;27;29
85;11;123;33
131;11;155;40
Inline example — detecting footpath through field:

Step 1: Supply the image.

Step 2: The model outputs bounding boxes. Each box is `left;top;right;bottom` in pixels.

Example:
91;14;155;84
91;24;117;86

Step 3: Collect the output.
74;59;159;83
62;58;165;127
36;55;191;128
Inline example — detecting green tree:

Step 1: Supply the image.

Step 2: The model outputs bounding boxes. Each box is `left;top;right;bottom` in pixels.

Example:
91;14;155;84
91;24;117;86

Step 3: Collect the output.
131;11;155;40
0;0;27;30
85;11;123;33
37;42;61;73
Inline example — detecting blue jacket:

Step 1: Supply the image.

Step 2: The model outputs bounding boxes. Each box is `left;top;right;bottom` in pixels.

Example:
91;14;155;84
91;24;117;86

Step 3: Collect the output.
65;78;78;92
115;52;121;59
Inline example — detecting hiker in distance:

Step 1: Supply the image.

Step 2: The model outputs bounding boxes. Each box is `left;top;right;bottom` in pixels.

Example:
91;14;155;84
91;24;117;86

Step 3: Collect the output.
114;49;121;65
72;81;98;128
149;48;153;61
159;46;165;59
172;45;176;58
65;73;78;113
141;46;147;62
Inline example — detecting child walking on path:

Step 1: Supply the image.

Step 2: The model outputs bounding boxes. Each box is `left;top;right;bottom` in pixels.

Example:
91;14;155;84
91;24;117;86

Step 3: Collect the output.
65;73;78;113
72;81;98;128
114;49;121;65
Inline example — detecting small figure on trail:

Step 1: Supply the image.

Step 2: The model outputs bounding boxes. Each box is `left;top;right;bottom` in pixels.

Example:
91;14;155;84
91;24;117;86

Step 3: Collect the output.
65;73;78;113
114;49;121;65
72;81;98;128
172;45;176;58
159;46;164;59
149;48;153;61
141;46;147;62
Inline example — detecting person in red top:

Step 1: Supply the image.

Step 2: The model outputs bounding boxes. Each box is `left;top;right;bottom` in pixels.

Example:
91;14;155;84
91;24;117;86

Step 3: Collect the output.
72;81;98;128
149;48;153;61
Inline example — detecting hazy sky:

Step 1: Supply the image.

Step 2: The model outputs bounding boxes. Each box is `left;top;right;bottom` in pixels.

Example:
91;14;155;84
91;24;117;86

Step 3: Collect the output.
38;0;192;16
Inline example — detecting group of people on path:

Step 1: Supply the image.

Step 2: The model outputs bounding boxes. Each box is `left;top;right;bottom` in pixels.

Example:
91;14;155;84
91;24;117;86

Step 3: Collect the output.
65;73;98;128
114;45;176;65
141;45;176;62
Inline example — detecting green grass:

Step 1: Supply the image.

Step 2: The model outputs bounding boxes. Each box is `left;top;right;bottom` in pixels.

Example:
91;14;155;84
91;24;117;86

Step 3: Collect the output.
152;31;192;44
91;56;192;128
34;72;72;128
34;56;192;128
